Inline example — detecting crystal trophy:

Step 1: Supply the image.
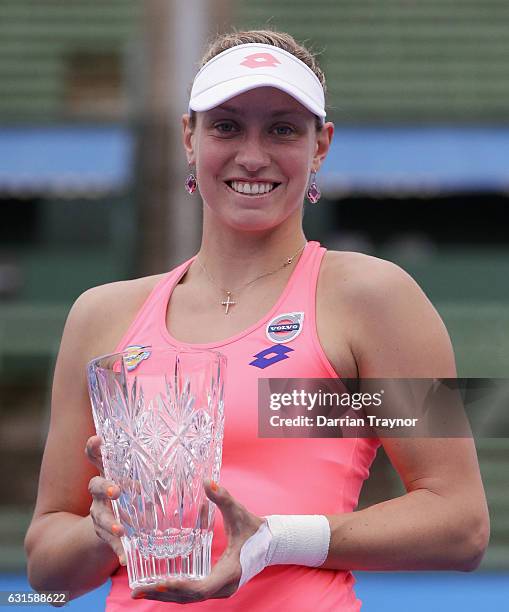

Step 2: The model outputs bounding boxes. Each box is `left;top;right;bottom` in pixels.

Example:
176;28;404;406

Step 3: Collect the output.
87;346;226;588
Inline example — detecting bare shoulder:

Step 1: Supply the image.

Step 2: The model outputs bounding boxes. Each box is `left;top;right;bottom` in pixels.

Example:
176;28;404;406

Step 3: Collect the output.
67;273;166;359
320;248;440;317
73;273;165;318
320;249;414;294
318;249;409;328
318;250;457;377
27;272;166;520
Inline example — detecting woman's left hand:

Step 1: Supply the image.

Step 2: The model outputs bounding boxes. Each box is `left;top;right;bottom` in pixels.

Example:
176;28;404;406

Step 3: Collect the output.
130;480;264;603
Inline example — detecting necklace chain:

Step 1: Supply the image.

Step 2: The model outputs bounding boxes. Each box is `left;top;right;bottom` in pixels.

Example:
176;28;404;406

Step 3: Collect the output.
196;242;307;314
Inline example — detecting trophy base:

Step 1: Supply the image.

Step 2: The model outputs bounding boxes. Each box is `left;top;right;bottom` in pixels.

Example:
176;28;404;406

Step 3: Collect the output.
124;531;213;588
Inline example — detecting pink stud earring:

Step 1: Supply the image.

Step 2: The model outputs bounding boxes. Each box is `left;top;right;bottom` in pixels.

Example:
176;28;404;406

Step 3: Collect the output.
306;171;321;204
185;171;197;194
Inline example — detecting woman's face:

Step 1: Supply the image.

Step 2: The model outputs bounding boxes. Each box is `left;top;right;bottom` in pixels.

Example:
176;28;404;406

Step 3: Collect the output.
182;87;333;232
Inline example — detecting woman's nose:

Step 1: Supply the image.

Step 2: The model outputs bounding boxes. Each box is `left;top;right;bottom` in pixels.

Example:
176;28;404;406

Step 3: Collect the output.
234;135;271;172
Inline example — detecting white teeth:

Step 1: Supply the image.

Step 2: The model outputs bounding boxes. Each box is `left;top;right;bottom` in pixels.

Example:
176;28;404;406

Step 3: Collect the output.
230;181;275;195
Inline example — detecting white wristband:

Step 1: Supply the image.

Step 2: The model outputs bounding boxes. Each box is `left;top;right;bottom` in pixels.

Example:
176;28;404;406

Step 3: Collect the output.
239;515;330;588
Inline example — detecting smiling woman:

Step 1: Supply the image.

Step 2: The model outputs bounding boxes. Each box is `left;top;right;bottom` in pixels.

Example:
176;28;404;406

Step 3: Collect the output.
183;85;330;233
24;29;489;612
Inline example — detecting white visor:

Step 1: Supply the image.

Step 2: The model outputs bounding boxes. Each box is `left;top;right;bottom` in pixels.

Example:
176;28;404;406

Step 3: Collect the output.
189;43;326;123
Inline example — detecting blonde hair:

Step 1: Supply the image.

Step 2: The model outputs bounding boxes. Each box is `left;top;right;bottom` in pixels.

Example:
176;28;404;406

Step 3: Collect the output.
189;29;326;130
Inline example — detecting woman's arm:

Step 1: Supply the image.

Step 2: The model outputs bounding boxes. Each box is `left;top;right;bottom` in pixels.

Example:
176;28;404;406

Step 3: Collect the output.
24;283;137;600
324;437;488;571
24;513;119;600
322;258;489;572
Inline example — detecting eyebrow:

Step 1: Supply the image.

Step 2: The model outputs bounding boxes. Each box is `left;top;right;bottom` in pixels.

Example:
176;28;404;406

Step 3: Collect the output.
212;104;307;118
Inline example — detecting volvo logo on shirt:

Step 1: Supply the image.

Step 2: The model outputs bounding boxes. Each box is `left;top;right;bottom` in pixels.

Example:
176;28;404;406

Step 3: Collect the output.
266;312;305;344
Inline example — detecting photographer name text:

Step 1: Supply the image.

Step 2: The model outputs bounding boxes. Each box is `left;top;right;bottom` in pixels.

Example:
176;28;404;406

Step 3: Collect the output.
268;390;418;429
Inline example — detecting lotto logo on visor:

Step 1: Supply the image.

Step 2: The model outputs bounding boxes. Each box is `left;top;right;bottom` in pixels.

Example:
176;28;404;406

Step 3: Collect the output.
266;312;305;344
240;53;281;69
188;43;326;121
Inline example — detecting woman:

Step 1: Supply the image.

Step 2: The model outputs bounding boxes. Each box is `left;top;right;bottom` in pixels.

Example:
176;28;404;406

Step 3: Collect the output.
24;30;490;610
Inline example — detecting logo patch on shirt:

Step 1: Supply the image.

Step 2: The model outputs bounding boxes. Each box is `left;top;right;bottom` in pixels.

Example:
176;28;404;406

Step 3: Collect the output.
266;312;305;344
249;344;294;369
124;345;151;371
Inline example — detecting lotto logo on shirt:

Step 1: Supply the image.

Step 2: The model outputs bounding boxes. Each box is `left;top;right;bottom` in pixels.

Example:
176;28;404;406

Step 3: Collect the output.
249;345;294;369
266;312;305;343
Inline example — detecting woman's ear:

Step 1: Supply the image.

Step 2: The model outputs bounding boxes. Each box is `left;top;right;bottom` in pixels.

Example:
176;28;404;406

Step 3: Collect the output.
182;113;195;165
312;121;334;173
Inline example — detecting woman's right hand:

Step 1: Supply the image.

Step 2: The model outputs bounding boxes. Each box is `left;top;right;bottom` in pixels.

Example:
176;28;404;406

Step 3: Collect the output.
85;435;127;566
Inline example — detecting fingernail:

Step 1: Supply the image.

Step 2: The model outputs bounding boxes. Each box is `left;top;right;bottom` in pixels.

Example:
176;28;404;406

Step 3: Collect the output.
118;554;126;566
210;480;219;492
111;524;122;536
106;486;115;498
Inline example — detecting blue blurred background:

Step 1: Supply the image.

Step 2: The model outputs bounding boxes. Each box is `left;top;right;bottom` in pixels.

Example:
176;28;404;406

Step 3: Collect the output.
0;1;507;609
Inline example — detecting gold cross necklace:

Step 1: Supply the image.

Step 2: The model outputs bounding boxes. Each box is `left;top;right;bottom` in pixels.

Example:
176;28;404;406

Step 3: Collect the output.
196;242;307;314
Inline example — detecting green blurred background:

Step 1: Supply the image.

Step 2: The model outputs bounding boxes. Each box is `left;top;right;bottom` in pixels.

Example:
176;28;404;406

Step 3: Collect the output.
0;0;507;578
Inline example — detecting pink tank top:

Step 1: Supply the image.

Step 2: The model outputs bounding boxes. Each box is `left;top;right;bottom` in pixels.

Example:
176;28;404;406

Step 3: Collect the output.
105;240;381;611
